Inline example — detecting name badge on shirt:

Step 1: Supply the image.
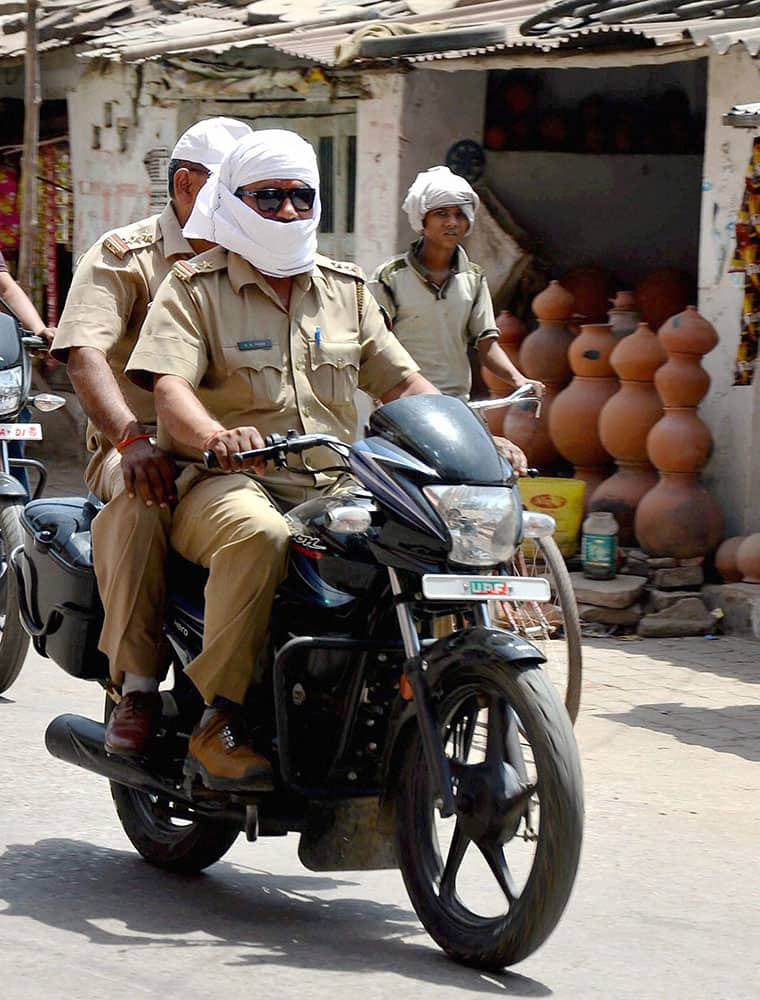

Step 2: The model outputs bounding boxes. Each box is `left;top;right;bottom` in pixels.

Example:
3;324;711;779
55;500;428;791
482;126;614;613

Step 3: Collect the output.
237;339;273;351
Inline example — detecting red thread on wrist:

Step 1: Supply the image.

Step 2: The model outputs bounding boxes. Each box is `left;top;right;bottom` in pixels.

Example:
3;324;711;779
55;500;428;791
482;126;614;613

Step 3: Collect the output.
202;429;226;450
115;432;151;453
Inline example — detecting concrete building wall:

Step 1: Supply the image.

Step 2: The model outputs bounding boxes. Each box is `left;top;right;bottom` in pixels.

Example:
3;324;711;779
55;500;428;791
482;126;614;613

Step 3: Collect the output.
698;47;760;535
67;62;181;254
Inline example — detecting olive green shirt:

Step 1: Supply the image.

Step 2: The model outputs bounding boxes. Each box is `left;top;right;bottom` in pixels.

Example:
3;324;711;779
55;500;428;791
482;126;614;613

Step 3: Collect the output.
369;241;498;399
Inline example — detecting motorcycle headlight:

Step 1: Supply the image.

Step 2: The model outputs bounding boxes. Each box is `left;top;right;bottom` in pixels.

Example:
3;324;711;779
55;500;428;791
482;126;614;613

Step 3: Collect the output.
424;484;520;567
0;367;23;417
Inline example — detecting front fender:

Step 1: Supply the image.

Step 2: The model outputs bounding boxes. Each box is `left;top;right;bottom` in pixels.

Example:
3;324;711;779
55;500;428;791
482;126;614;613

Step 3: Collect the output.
0;472;27;499
377;625;545;831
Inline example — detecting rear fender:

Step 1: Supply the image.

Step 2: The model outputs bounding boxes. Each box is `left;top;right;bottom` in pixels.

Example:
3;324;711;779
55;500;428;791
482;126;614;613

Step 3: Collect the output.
377;625;544;831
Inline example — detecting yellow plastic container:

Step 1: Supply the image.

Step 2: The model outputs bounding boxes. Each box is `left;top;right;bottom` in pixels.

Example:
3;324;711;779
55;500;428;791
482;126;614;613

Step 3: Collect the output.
518;477;587;558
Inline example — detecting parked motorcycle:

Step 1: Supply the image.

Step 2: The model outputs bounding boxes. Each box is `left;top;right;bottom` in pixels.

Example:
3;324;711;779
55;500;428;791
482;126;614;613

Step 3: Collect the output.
11;393;583;970
0;309;64;693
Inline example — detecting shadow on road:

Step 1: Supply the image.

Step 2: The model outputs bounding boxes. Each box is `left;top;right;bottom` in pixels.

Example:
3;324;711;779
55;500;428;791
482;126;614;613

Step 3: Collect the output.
0;837;551;997
602;703;760;761
585;636;760;686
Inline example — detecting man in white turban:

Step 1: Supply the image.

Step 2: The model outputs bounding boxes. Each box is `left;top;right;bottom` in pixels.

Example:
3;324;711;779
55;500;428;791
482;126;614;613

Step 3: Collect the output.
126;128;436;790
53;116;252;757
370;165;540;406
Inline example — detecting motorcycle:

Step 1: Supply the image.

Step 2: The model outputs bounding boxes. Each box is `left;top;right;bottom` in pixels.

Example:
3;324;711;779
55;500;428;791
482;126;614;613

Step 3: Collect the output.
0;308;64;693
10;393;583;970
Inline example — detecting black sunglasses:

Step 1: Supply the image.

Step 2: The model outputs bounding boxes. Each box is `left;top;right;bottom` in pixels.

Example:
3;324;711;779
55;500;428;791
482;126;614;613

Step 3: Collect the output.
234;186;316;214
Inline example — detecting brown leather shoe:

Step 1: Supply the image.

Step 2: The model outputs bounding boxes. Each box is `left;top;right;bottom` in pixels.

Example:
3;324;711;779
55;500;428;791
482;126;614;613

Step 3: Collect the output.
184;710;274;791
105;691;162;757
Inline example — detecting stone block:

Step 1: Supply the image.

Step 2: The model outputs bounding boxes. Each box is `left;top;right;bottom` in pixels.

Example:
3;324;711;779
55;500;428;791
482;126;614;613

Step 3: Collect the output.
579;603;643;627
570;573;647;609
678;556;704;566
647;557;677;569
637;597;714;638
702;583;760;641
650;565;703;590
621;557;649;577
647;589;706;612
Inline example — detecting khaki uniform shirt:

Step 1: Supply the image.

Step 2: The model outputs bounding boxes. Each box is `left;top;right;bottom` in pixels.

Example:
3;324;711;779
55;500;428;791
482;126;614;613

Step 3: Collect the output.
52;205;194;490
369;241;498;399
126;248;419;506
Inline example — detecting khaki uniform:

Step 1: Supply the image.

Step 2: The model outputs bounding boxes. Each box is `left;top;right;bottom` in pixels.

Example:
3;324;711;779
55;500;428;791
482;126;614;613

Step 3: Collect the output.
52;205;194;681
369;241;498;399
127;248;418;704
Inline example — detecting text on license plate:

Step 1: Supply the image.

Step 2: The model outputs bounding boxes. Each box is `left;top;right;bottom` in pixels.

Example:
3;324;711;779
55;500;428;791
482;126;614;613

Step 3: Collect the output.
422;575;551;602
0;423;42;440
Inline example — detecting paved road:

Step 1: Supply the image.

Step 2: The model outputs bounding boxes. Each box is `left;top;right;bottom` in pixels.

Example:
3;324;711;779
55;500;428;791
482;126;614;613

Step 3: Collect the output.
1;635;757;1000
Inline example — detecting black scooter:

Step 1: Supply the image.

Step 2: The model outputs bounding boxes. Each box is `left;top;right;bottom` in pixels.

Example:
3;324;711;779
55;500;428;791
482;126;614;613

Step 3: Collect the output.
10;394;583;971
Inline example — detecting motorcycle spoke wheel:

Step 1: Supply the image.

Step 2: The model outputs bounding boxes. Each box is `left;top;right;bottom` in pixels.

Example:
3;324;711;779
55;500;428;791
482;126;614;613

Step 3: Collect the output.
395;659;583;970
496;534;582;724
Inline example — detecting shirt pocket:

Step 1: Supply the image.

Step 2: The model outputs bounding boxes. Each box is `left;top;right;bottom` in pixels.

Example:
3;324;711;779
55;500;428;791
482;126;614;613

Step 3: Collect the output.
222;343;285;411
307;340;361;405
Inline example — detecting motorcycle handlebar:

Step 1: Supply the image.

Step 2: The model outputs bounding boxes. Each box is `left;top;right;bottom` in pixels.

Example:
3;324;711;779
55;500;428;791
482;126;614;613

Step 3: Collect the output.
202;431;347;470
22;334;50;352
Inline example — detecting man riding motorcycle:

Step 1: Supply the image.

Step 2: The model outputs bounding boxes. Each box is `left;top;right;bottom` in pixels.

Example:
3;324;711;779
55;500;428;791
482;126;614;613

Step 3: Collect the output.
125;128;440;791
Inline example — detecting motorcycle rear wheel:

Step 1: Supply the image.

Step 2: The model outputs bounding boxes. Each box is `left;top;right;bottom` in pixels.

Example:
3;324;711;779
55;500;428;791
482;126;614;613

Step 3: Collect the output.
0;500;30;694
106;697;241;874
394;658;583;970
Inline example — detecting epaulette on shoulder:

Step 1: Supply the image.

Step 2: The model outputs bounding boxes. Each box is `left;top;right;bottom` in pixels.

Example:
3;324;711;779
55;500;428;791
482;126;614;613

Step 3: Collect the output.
103;225;158;260
172;258;219;283
317;254;366;282
470;261;484;276
376;255;408;286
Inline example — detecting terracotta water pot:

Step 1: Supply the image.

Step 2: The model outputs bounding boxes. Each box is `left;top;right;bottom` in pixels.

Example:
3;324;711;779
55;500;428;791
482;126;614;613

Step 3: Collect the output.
599;382;663;462
531;280;575;322
737;535;760;583
589;463;659;544
634;474;723;559
634;269;692;332
715;536;745;583
658;305;719;356
654;353;710;407
646;409;713;473
560;267;612;324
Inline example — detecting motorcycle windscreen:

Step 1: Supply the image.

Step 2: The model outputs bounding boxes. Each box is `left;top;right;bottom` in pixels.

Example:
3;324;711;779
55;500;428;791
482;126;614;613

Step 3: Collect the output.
369;394;506;485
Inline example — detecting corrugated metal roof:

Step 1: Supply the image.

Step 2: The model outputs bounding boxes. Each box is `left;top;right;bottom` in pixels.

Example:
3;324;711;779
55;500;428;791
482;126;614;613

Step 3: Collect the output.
1;0;758;65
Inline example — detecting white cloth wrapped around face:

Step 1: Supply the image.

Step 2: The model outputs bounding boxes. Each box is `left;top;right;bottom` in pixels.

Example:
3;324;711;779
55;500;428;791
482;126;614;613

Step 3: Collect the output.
183;128;322;277
402;165;480;236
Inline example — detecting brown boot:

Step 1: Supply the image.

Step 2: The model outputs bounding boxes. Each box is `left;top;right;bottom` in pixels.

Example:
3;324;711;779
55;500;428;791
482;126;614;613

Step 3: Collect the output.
184;709;273;791
105;691;162;757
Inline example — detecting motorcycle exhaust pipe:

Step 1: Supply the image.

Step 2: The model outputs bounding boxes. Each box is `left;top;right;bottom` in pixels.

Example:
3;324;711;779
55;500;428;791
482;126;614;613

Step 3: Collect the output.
45;714;244;825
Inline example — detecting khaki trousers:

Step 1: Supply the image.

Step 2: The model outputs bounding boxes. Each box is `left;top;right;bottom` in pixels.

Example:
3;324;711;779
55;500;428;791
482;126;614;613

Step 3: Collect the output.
88;448;171;683
169;473;291;705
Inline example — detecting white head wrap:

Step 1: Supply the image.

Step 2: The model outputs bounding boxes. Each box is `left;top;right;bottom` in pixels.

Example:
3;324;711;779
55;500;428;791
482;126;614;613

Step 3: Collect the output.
402;165;480;236
183;129;321;277
170;117;253;171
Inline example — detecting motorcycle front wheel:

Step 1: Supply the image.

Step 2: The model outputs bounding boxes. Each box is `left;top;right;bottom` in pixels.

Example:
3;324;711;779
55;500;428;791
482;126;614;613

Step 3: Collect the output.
394;657;583;970
105;696;241;874
0;500;30;694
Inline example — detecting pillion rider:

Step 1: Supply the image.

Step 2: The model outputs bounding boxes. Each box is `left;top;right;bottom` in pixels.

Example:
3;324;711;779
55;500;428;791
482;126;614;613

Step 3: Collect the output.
51;117;253;757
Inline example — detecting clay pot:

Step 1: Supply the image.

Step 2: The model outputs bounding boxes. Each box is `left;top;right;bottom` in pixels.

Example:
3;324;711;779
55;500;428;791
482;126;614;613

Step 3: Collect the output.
484;125;508;151
519;320;573;386
654;353;710;407
634;474;723;559
609;322;666;383
480;310;528;393
646;409;712;473
531;280;575;322
610;290;637;310
658;305;719;356
715;535;745;583
599;382;663;462
502;394;560;470
560;267;613;324
589;463;659;545
736;534;760;584
634;269;693;332
608;291;640;339
567;323;616;377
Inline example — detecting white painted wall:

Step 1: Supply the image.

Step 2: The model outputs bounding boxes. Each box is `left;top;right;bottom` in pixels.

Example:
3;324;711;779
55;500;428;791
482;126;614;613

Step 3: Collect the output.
355;68;488;275
698;48;760;535
67;62;182;255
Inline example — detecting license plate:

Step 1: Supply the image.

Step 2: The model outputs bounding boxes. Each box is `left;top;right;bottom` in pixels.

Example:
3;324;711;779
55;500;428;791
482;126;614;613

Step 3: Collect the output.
0;423;42;440
422;574;551;602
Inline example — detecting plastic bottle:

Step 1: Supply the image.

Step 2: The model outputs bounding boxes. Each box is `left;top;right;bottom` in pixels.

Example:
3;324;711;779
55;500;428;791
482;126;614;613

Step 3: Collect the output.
581;511;619;579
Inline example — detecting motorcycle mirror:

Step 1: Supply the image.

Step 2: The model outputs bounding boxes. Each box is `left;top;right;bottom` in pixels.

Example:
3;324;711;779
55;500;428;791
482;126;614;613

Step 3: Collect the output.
522;511;556;538
31;393;66;412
